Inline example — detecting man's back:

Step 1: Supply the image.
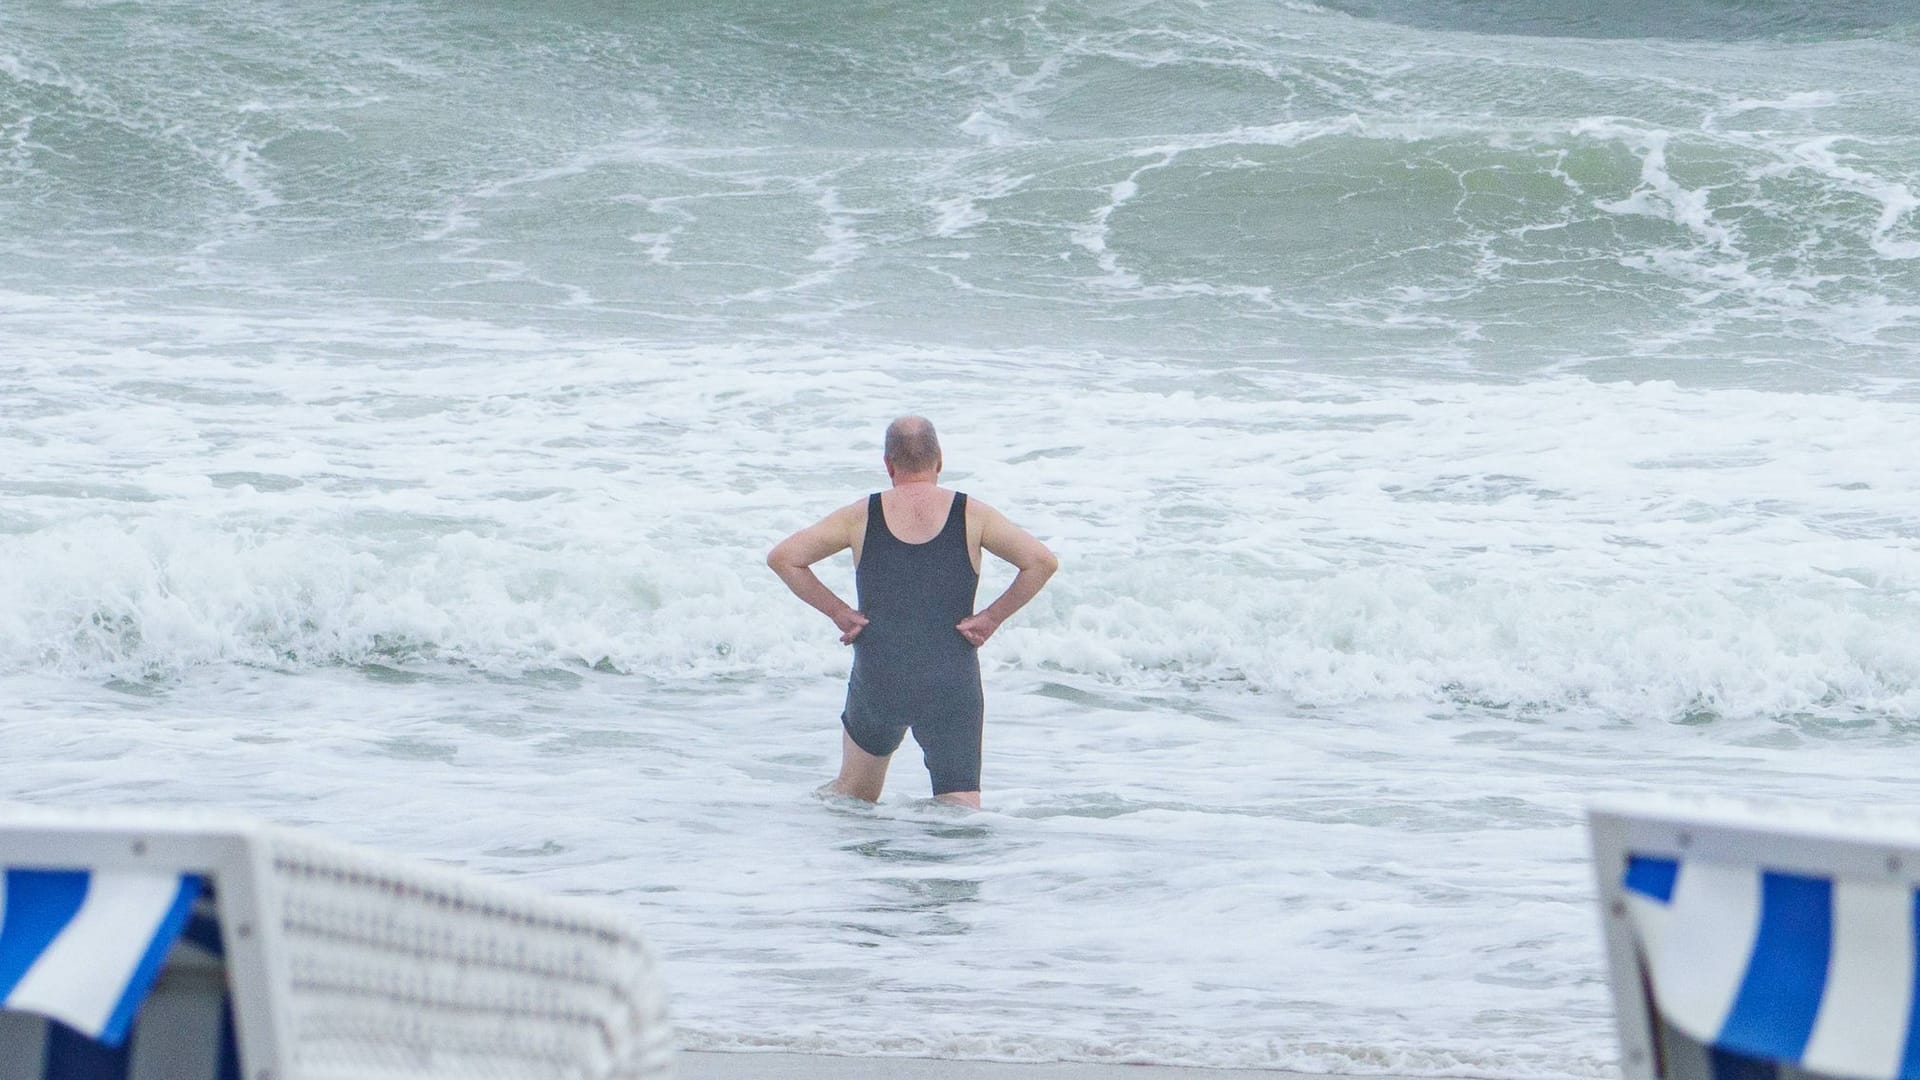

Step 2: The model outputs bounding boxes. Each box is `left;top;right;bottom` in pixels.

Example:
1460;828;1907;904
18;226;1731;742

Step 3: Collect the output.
849;487;979;686
765;416;1058;808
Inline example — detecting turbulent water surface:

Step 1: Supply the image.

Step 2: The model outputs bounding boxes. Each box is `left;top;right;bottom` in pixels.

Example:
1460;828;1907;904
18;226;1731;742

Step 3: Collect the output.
5;1;1920;1074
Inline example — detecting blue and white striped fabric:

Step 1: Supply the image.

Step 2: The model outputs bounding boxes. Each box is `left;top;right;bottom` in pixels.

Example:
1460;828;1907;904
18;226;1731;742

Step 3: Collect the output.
0;869;203;1047
1625;854;1920;1080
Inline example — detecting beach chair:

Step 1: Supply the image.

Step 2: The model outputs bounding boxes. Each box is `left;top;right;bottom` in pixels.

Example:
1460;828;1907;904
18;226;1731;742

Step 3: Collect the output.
1591;796;1920;1080
0;808;674;1080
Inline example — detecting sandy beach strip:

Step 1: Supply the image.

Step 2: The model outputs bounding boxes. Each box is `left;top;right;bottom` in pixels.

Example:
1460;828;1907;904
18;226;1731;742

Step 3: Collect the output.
677;1052;1404;1080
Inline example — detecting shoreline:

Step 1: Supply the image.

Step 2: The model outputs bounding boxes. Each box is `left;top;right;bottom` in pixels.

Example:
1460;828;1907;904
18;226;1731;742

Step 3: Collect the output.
677;1051;1427;1079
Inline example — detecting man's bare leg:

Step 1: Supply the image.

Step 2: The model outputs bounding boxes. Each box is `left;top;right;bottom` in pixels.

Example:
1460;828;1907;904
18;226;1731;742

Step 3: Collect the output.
824;730;892;802
935;791;982;810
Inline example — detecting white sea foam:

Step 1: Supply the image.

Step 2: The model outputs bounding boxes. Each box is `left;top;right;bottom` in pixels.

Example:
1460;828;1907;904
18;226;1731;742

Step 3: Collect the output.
1766;136;1920;261
5;326;1918;725
2;661;1906;1077
1719;91;1842;117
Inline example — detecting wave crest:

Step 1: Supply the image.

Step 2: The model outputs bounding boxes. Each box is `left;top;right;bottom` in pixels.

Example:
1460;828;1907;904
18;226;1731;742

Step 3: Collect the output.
10;518;1916;724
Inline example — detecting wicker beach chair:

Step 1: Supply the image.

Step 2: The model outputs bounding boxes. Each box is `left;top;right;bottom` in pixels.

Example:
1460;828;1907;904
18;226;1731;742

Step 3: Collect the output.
1592;796;1920;1080
0;808;674;1080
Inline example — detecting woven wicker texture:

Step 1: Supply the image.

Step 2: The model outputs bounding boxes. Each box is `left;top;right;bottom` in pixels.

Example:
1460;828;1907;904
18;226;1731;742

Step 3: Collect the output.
266;830;675;1080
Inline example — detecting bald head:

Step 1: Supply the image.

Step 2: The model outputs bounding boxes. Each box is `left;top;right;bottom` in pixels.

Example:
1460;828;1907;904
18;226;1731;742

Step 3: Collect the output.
884;416;942;475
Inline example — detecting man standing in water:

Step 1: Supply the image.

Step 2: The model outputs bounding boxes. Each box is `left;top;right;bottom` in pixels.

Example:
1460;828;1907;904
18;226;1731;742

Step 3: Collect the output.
767;417;1059;809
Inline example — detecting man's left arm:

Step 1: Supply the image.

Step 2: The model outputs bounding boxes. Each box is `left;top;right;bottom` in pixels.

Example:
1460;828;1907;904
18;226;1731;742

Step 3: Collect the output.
957;503;1059;647
768;503;869;644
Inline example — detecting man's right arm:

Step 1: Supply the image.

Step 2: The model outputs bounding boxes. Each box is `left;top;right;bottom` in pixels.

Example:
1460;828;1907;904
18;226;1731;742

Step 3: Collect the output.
767;502;869;644
956;503;1058;647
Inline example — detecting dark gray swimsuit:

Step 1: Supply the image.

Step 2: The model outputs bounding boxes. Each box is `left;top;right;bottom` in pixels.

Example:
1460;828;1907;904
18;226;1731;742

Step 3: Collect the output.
841;491;983;795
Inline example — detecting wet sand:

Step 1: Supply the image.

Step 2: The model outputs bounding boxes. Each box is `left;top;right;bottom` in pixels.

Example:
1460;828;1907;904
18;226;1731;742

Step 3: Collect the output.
677;1052;1412;1080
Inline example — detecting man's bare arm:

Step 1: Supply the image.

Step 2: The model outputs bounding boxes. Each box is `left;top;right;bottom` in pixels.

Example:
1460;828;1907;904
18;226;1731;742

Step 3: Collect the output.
957;503;1059;647
767;502;870;643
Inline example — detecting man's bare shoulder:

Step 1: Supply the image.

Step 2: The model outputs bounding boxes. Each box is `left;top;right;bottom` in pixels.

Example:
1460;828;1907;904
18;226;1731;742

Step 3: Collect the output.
962;493;1006;517
965;496;1056;571
822;495;869;533
769;496;869;566
963;496;1025;553
965;495;1021;526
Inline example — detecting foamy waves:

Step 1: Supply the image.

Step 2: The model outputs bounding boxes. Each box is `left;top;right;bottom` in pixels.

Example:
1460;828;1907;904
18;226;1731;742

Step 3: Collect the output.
9;489;1918;725
6;319;1916;727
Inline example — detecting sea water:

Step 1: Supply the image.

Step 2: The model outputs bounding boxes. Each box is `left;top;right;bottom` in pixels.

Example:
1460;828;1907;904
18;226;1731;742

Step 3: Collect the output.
4;1;1920;1074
